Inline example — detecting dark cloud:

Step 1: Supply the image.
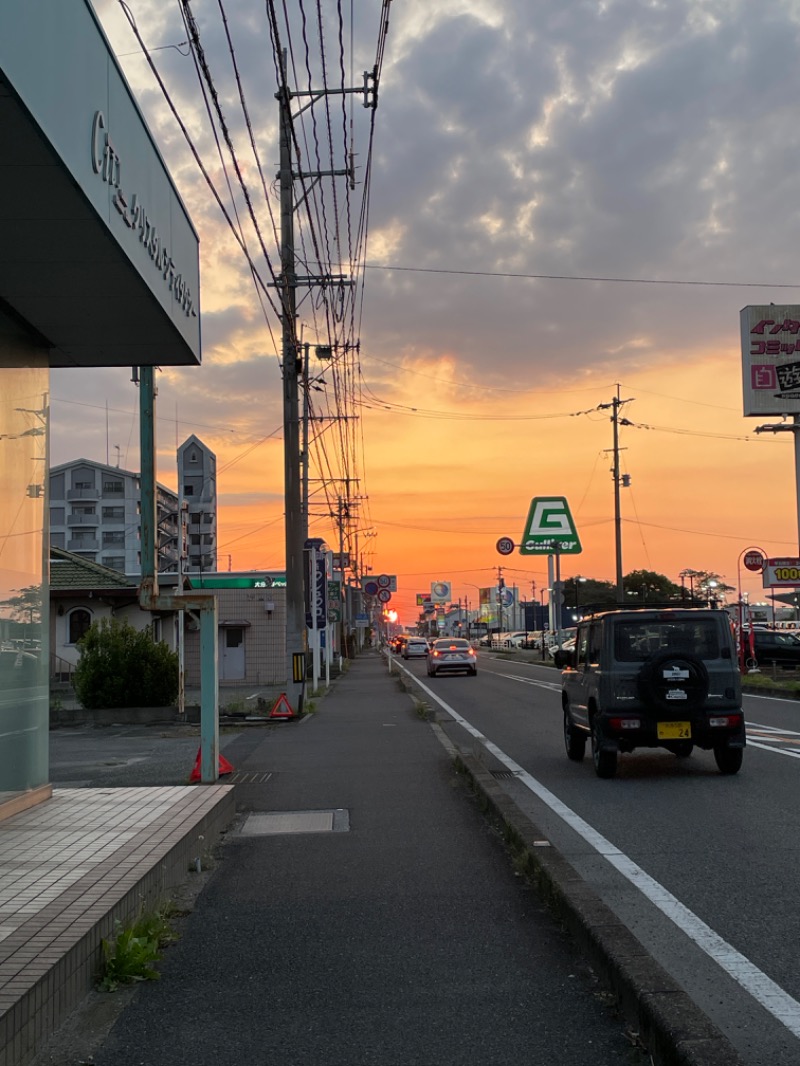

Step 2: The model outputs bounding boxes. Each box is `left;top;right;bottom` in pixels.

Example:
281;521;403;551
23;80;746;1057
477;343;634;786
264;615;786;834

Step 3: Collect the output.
59;1;800;456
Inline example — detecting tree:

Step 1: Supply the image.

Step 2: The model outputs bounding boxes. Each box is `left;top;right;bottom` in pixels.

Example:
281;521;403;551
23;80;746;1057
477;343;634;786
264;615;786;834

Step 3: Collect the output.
73;618;178;709
690;570;735;606
624;569;681;603
563;577;616;611
0;585;42;624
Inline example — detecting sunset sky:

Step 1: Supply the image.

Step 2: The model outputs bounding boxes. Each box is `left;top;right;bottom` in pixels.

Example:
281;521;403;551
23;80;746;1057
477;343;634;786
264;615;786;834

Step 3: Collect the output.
51;0;800;623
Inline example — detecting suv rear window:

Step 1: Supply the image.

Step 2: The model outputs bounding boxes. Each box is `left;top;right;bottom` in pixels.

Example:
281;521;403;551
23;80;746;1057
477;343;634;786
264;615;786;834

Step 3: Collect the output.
614;619;720;662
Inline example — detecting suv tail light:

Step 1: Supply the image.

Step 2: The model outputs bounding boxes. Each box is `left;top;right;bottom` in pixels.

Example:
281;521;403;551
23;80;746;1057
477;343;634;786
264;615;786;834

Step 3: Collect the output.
709;714;742;728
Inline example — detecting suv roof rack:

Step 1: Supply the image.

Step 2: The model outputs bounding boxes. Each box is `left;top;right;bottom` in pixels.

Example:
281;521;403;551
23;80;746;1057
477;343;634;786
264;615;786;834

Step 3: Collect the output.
578;602;725;619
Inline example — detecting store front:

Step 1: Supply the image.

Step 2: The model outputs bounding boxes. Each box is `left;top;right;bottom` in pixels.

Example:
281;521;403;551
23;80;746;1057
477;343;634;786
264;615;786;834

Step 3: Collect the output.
0;0;200;812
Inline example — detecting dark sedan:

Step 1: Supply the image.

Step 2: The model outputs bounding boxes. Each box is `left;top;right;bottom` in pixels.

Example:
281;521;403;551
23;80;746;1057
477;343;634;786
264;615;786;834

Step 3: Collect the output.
747;629;800;669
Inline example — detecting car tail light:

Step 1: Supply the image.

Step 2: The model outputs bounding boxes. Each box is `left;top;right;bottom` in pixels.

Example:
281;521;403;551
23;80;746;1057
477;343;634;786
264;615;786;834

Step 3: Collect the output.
709;714;742;728
432;651;440;658
608;717;641;730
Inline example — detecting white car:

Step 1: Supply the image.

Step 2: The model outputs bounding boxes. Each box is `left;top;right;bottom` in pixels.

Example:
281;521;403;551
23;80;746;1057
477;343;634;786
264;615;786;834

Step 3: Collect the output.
402;637;430;659
427;638;477;677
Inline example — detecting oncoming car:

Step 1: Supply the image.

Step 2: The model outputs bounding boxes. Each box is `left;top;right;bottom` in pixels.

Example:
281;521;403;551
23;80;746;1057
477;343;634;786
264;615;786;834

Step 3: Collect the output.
427;638;477;677
561;608;744;778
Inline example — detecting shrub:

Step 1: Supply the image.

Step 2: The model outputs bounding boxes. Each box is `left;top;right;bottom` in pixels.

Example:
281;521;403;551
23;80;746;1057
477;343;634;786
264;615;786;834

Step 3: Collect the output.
74;618;179;709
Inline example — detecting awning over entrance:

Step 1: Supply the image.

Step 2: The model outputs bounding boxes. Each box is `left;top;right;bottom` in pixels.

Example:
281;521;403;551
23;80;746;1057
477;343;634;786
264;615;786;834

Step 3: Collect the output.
0;0;201;368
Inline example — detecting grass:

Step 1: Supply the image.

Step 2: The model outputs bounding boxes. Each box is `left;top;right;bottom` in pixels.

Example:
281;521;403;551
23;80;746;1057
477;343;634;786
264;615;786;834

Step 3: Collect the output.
98;904;180;992
741;671;800;694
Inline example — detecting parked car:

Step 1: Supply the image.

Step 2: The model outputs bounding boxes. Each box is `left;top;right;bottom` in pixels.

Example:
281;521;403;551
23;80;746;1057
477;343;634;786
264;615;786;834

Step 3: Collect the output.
501;631;530;648
548;629;577;667
427;637;477;677
746;629;800;669
402;637;430;660
562;608;744;778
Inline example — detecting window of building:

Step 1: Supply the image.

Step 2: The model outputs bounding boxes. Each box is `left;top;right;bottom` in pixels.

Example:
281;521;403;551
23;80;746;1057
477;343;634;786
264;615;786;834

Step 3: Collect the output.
103;531;125;546
68;608;92;645
103;479;123;494
104;556;126;571
102;506;125;520
184;485;194;495
50;507;65;525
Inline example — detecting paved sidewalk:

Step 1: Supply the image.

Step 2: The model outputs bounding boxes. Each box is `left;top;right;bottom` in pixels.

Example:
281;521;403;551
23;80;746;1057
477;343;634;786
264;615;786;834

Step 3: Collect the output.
80;652;642;1066
0;784;234;1066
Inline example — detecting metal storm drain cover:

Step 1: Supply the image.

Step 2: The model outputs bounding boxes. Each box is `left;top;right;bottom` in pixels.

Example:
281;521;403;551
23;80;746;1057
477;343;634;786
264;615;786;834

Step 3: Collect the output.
240;809;350;836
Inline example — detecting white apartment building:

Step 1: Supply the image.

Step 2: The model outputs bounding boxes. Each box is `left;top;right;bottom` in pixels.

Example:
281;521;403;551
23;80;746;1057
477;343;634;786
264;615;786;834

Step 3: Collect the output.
49;436;217;575
49;459;181;574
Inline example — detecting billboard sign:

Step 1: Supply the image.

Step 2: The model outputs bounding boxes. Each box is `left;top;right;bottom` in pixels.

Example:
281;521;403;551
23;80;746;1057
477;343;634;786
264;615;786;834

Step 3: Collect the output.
430;581;451;603
763;558;800;587
741;306;800;415
519;497;582;555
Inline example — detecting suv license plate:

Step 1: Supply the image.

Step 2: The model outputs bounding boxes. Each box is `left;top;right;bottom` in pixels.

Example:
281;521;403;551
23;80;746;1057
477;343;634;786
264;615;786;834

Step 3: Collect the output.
657;721;692;740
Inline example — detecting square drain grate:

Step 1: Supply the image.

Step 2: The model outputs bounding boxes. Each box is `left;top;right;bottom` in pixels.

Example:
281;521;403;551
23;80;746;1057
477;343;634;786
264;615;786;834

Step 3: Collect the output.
240;809;350;836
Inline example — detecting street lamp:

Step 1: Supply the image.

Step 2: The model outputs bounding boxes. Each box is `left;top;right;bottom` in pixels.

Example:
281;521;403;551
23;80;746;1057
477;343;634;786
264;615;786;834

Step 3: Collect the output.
573;575;587;611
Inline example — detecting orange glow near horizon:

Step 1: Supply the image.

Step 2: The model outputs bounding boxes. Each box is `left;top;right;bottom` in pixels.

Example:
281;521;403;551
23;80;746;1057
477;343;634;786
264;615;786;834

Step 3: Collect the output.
150;350;799;628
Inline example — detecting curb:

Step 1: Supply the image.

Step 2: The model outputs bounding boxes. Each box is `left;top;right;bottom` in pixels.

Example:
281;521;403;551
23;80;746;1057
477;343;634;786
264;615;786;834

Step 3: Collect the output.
387;653;746;1066
451;750;745;1066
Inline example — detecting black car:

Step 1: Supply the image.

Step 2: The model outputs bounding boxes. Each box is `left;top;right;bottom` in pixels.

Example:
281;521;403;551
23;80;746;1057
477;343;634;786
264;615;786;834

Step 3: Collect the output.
745;629;800;669
562;608;745;778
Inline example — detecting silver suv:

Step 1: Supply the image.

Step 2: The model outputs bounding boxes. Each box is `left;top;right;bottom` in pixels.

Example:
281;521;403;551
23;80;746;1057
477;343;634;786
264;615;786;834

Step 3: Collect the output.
561;608;744;778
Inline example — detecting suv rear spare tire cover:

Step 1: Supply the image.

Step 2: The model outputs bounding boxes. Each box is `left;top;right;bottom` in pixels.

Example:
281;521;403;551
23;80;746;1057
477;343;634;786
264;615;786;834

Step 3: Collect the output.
637;651;709;713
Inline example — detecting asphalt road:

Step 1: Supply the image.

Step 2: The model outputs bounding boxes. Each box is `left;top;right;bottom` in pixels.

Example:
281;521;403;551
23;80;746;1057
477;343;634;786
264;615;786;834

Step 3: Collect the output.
396;648;800;1066
43;657;650;1066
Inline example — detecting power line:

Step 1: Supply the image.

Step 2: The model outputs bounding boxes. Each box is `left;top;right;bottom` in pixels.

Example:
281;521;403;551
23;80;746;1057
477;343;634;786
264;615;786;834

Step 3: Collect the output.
364;263;800;289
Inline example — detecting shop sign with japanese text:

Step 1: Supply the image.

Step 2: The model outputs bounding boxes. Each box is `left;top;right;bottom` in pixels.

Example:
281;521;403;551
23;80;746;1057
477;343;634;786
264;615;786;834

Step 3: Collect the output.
763;558;800;587
741;305;800;416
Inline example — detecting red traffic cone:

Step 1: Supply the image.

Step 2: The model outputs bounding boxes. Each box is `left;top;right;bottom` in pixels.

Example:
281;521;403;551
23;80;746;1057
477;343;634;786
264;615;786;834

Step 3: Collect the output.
189;748;235;783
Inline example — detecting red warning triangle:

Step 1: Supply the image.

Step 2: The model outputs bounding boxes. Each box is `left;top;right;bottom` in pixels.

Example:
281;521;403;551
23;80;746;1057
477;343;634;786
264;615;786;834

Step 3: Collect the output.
269;693;295;719
189;748;235;783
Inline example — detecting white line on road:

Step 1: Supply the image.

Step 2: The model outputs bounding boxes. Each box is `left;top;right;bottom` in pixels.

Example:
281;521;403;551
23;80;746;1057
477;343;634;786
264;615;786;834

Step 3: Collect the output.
748;741;800;759
402;663;800;1041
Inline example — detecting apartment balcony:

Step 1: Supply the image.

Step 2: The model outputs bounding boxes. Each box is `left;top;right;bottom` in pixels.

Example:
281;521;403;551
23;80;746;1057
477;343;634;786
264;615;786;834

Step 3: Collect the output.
67;513;99;526
67;538;99;552
66;488;99;501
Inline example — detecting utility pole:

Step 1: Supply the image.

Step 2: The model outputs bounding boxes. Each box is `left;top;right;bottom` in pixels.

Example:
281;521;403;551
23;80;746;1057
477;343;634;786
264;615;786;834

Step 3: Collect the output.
754;413;800;552
599;386;633;603
275;57;374;706
277;59;305;710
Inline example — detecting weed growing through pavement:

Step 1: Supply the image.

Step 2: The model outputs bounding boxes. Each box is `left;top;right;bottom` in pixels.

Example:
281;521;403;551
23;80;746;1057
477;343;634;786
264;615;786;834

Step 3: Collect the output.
98;904;179;992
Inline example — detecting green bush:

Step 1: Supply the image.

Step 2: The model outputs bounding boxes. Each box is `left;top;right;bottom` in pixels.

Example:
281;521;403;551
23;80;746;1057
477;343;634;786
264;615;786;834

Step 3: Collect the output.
74;618;179;709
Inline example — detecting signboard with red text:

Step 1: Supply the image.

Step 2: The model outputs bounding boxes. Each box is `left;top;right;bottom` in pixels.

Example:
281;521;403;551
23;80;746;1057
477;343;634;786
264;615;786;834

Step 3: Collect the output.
741;305;800;416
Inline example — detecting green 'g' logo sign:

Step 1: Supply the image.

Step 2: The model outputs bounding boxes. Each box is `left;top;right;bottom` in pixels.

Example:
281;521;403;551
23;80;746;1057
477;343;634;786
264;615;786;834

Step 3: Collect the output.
519;497;582;555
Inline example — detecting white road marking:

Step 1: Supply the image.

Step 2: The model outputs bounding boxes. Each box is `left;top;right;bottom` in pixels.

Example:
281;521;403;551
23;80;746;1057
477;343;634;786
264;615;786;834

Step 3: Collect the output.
748;741;800;760
400;661;800;1040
